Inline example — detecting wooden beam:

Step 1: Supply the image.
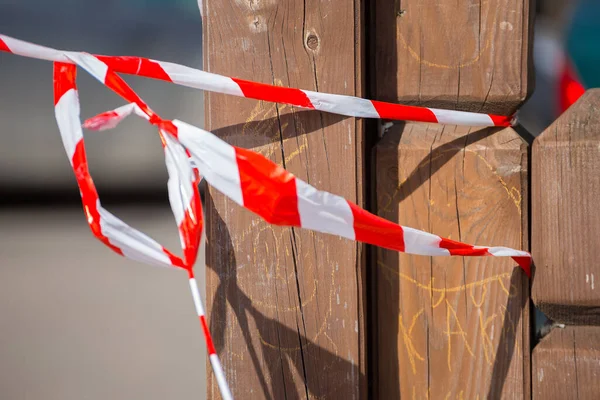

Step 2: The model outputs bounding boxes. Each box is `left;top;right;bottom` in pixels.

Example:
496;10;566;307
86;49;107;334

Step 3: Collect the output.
372;1;533;397
373;0;534;114
533;326;600;399
375;123;530;398
202;1;366;398
532;89;600;324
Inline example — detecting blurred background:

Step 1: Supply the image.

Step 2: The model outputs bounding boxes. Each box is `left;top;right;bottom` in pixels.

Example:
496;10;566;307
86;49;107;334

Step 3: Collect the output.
0;1;209;399
0;0;598;399
518;0;599;133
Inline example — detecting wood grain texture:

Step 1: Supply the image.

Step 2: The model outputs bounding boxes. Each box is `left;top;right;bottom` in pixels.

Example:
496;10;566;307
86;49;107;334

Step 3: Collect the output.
533;326;600;399
203;1;366;398
374;123;530;399
372;0;534;114
532;89;600;325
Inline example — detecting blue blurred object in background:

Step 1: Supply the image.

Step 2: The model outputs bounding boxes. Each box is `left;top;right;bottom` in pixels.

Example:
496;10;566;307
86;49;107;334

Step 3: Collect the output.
566;0;600;90
517;0;599;134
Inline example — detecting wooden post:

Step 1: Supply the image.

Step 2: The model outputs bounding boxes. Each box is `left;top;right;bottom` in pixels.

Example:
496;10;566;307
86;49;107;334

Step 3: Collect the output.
532;90;600;325
202;1;366;398
532;326;600;399
376;124;530;398
373;0;534;114
373;0;534;398
531;89;600;399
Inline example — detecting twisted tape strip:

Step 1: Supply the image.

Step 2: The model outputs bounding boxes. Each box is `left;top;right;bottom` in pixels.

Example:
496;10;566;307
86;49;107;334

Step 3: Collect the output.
1;34;514;127
52;58;231;400
1;33;531;400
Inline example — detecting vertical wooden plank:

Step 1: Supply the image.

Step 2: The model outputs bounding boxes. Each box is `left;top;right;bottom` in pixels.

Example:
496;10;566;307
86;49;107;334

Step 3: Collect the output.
532;89;600;324
372;0;533;397
375;124;529;398
373;0;534;114
533;326;600;399
203;1;366;398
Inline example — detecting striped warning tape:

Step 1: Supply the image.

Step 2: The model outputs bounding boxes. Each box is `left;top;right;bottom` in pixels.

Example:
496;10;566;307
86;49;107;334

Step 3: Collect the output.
53;59;232;400
2;34;531;400
88;105;532;273
0;34;515;127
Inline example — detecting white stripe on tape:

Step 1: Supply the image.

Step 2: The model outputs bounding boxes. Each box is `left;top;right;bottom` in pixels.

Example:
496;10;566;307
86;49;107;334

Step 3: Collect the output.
174;120;244;207
98;205;173;268
64;52;109;85
54;89;83;162
158;61;245;97
209;354;233;400
485;247;531;257
304;90;380;118
0;34;70;62
163;132;196;226
188;278;205;316
430;108;495;127
402;227;451;256
296;179;356;240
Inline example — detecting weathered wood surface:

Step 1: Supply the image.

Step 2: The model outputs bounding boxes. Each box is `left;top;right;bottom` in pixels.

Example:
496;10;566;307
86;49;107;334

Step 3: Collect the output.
375;124;530;399
372;0;535;115
533;326;600;399
371;0;533;398
532;89;600;325
203;1;366;398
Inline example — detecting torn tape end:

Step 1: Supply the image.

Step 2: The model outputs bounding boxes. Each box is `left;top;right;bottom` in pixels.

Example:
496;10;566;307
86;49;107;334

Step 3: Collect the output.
83;111;122;131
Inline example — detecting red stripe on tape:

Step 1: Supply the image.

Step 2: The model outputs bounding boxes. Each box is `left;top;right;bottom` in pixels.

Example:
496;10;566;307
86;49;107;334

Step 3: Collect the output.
155;120;179;139
438;238;489;256
103;69;153;115
87;74;179;139
53;62;77;106
200;315;217;355
231;78;315;109
181;210;201;267
102;68;179;139
82;111;119;130
235;147;301;226
71;140;123;256
511;256;531;277
162;247;186;269
96;56;173;82
349;202;406;252
489;114;513;127
371;100;438;123
180;187;203;268
0;37;10;53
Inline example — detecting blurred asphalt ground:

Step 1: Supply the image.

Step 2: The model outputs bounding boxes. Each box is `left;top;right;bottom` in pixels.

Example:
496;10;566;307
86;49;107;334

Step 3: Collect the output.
0;206;207;399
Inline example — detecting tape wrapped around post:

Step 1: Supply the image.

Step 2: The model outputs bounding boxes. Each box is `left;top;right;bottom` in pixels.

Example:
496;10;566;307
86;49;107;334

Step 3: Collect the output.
1;34;514;127
0;33;531;400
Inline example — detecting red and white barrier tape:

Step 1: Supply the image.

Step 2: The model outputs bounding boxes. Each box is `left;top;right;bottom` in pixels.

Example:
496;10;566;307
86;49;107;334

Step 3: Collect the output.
53;60;232;400
89;104;532;273
0;34;516;127
3;34;531;400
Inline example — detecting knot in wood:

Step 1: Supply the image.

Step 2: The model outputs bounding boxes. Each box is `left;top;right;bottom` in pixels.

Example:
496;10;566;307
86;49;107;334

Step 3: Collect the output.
306;34;319;50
